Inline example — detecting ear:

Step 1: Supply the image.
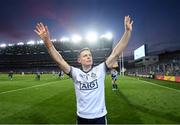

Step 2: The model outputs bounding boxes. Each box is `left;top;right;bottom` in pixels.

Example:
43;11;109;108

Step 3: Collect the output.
77;57;81;64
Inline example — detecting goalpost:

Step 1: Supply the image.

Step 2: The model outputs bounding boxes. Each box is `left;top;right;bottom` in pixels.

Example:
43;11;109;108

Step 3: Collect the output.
119;52;125;76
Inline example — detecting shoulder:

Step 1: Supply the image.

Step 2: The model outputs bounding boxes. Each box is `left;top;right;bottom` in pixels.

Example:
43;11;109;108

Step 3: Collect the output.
69;66;82;77
94;62;109;72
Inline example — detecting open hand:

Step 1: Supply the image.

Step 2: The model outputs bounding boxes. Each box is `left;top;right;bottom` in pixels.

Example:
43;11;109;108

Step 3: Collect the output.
124;16;133;32
34;22;50;41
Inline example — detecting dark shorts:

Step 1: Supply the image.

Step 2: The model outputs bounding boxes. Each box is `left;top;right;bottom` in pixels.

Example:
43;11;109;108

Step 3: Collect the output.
77;115;107;124
112;77;117;81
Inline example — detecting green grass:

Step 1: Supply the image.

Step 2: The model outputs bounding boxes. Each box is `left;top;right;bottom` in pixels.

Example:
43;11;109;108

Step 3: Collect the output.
139;77;180;90
0;74;180;124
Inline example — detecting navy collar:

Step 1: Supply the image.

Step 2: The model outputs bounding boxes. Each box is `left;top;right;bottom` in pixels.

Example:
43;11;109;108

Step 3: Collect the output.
81;66;93;73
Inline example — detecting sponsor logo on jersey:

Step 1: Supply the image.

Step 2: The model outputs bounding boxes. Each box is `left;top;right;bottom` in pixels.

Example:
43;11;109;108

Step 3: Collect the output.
79;73;97;81
79;74;90;81
91;72;97;79
79;79;98;90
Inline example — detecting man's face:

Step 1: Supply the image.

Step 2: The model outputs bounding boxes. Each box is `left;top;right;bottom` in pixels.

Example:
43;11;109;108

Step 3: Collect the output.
78;50;93;67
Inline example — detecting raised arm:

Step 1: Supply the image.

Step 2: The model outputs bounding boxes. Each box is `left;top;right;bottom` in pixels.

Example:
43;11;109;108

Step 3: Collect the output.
34;22;70;74
106;16;133;69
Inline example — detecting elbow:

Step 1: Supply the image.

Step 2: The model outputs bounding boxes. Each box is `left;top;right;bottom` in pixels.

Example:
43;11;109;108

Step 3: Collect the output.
106;55;119;69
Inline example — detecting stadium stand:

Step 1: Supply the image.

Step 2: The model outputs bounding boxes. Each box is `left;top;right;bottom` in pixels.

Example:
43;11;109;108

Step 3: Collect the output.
0;39;113;74
126;50;180;82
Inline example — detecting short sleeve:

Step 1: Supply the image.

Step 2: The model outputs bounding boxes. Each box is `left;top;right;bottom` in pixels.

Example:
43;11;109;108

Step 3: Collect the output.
68;66;79;80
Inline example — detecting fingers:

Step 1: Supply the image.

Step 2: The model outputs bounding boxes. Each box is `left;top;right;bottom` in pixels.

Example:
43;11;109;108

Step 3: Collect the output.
35;22;45;32
34;22;51;40
35;25;41;33
125;15;133;25
45;25;49;33
34;29;39;35
37;22;45;31
125;15;130;23
39;22;45;30
130;20;134;25
124;15;133;31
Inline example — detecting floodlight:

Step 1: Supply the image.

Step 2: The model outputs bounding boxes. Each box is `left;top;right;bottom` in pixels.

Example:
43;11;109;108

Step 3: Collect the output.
71;34;82;43
27;40;35;45
37;40;44;44
86;32;98;43
8;44;14;47
60;37;70;42
100;32;113;40
0;43;7;48
17;42;24;46
51;39;57;42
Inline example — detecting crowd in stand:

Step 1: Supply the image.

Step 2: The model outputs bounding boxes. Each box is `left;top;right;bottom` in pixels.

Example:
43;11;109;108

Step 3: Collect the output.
127;58;180;77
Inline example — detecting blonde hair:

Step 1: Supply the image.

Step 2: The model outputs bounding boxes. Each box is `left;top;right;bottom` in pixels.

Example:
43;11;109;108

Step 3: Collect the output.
77;48;91;58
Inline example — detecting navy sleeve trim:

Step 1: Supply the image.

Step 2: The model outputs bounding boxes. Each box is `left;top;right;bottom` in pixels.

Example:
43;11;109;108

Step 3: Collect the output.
67;66;72;78
104;62;110;72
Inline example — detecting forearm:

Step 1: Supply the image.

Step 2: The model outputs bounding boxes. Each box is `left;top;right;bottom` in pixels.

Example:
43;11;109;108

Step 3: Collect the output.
44;39;70;74
106;31;131;68
43;38;63;64
48;46;62;64
112;30;131;58
42;37;53;49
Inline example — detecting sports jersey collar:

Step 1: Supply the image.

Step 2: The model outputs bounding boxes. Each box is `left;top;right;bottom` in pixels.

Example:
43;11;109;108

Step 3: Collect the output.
81;66;93;73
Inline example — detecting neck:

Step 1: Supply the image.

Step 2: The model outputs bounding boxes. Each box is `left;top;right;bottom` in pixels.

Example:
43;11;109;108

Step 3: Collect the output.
82;65;92;72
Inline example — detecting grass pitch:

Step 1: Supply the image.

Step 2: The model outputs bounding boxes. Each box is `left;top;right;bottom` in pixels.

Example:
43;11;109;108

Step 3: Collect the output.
0;74;180;124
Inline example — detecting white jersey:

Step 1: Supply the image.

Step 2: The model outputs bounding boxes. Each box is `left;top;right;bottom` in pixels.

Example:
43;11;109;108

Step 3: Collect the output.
70;62;107;119
111;70;118;80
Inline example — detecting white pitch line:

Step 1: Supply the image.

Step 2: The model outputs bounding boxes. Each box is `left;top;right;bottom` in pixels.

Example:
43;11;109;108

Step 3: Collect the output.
140;79;180;93
0;81;55;95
